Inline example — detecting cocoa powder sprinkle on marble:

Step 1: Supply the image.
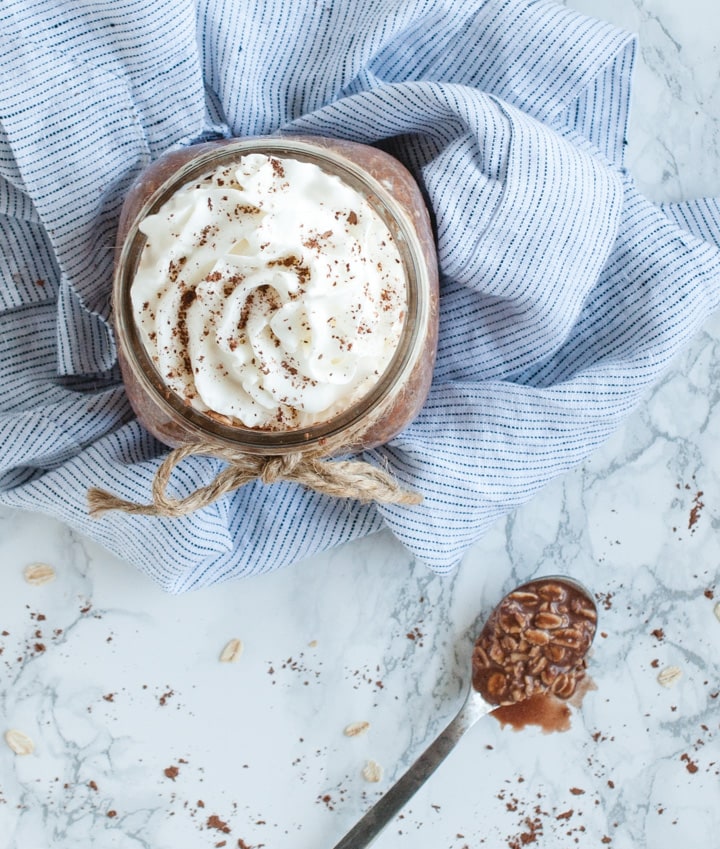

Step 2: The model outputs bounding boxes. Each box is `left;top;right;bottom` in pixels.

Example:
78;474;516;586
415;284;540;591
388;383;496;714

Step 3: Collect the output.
681;753;699;774
207;814;231;833
158;689;175;706
688;491;704;530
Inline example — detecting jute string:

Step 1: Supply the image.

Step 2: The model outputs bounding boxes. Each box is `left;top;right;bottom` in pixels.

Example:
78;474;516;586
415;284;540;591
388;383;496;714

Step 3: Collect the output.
87;439;422;518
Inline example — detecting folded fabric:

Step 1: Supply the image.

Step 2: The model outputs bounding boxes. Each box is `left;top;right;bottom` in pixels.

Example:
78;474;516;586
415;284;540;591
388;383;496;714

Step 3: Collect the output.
1;0;719;591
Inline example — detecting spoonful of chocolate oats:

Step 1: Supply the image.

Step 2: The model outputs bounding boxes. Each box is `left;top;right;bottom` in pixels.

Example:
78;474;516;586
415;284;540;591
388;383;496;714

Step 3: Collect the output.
472;576;597;707
331;576;598;849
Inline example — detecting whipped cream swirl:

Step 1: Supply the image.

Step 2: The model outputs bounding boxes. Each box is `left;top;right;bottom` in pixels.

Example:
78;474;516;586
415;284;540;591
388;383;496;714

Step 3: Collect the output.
131;153;407;430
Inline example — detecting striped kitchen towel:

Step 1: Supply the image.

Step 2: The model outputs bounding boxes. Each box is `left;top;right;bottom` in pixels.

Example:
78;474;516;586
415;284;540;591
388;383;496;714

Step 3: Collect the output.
1;0;719;591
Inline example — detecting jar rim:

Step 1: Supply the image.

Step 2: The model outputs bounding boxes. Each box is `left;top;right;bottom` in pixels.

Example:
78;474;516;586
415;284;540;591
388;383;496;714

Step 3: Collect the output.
113;136;432;454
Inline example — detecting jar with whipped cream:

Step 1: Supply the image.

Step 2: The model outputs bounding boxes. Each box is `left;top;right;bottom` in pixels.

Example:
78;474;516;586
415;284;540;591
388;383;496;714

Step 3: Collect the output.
98;135;438;516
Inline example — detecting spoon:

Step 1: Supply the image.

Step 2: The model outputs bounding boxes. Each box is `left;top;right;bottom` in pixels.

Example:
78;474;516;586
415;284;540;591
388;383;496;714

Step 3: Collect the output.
330;575;598;849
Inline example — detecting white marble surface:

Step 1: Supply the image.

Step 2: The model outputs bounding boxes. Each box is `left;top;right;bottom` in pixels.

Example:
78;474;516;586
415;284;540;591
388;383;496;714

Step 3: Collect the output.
2;1;720;847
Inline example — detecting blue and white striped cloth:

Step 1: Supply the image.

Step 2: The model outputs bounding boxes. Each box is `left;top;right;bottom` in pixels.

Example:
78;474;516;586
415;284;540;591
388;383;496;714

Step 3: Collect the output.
2;0;719;591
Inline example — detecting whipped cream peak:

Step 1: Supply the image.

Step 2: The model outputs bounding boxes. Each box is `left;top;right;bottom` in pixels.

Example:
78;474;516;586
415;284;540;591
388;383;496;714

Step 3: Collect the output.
131;152;407;430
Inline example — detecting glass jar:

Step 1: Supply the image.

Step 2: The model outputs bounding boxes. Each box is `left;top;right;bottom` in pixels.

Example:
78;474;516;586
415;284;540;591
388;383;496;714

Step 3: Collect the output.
112;135;438;457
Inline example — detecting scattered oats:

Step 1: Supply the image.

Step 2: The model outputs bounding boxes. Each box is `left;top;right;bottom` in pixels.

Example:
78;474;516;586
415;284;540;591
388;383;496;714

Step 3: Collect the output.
362;760;383;783
5;729;34;755
308;640;318;648
23;562;56;586
657;666;682;688
219;638;243;663
714;602;720;623
344;721;370;737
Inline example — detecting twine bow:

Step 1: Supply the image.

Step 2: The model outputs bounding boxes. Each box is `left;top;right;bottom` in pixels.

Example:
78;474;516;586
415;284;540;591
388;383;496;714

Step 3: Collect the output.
87;441;422;518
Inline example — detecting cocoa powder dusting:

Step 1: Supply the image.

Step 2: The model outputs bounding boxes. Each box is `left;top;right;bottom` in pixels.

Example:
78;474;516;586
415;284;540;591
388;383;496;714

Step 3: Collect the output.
681;753;699;774
507;815;543;848
688;490;704;530
158;689;174;706
207;814;231;833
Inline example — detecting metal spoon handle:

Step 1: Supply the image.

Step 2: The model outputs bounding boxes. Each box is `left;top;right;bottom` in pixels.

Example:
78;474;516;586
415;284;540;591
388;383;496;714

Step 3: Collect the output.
331;692;491;849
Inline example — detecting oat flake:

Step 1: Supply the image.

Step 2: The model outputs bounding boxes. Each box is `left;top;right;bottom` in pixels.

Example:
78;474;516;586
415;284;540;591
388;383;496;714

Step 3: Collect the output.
714;602;720;623
219;638;244;663
5;729;34;755
344;721;370;737
657;666;682;688
23;562;56;586
362;759;383;783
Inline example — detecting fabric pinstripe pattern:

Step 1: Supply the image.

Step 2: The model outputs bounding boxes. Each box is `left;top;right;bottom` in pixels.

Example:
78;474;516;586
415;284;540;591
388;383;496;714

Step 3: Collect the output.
1;0;719;590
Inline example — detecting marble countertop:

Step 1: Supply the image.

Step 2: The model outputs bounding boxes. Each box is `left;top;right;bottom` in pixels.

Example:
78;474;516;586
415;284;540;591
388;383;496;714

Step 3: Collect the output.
2;1;719;847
